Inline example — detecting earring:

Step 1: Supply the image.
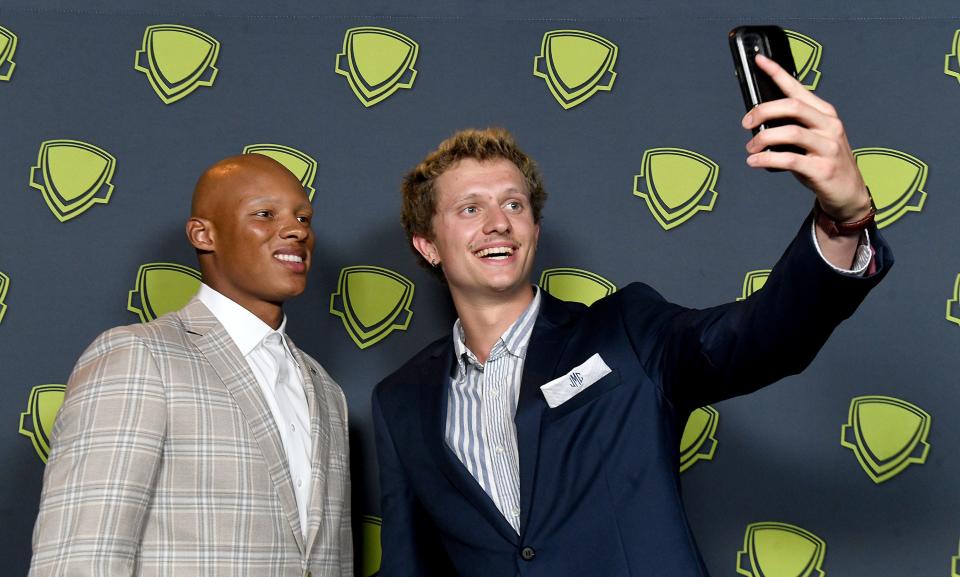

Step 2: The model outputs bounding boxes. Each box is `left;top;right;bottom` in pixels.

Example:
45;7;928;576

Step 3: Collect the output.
430;257;439;268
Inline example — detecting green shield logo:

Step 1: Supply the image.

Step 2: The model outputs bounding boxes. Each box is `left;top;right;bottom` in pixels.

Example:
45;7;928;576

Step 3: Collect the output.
533;30;617;109
0;271;9;324
947;273;960;326
0;24;18;81
945;29;960;84
19;384;66;463
737;269;771;301
633;147;719;230
29;139;116;222
335;27;419;107
242;143;318;201
135;24;220;104
127;262;202;323
953;541;960;577
538;268;616;306
853;148;927;229
679;406;719;473
841;395;931;483
737;522;826;577
361;515;382;577
330;266;414;349
784;30;822;90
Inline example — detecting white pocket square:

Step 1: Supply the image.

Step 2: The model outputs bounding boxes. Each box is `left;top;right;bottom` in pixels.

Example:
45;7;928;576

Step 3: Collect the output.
540;353;612;408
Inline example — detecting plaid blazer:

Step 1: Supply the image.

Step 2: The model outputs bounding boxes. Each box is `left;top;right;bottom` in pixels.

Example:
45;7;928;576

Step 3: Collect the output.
29;298;353;577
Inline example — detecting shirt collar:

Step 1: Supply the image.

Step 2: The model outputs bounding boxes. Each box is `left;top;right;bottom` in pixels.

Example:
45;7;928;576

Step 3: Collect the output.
451;286;542;375
196;283;287;357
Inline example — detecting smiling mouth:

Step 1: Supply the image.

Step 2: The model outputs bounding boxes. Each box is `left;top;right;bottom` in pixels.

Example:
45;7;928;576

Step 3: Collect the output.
274;254;304;264
474;246;515;260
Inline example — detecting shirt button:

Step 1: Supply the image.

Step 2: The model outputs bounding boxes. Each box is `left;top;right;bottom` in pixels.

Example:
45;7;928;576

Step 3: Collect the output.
489;388;499;397
520;546;536;561
290;423;296;432
495;445;505;454
511;506;520;517
297;478;303;488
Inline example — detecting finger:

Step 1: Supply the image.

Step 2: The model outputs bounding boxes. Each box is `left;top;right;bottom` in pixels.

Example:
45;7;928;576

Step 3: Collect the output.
747;125;844;161
745;148;814;174
753;54;835;116
744;97;842;135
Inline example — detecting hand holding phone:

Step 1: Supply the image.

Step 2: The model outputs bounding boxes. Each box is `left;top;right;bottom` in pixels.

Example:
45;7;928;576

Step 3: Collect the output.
729;26;803;156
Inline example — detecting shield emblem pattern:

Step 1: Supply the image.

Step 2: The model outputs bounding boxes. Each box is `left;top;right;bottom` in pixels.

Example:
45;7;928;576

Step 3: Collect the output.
538;268;616;306
633;147;719;230
243;143;318;201
852;148;927;229
679;406;719;473
947;273;960;326
330;266;414;349
737;522;826;577
361;515;382;577
533;29;617;109
335;27;419;107
0;271;8;324
0;24;17;81
784;30;822;90
19;384;66;463
29;139;116;222
737;270;772;301
841;395;931;484
127;262;202;323
135;24;220;104
0;270;10;325
945;29;960;84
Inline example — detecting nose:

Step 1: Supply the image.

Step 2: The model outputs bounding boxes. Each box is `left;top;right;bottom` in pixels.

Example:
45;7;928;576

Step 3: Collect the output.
279;215;310;241
483;206;510;235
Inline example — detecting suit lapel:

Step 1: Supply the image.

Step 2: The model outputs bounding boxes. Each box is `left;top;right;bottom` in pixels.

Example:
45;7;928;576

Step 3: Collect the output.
288;341;331;556
418;342;519;543
515;293;577;535
179;298;306;552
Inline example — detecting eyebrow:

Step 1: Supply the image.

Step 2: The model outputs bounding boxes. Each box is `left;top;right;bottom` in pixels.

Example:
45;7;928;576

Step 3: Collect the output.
243;196;312;210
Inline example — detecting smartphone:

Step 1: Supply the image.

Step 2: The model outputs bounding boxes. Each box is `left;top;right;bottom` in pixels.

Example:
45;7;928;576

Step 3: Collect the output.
729;25;803;156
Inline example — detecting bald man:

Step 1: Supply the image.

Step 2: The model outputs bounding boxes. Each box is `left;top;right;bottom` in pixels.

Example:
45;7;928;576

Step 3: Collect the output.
29;155;353;577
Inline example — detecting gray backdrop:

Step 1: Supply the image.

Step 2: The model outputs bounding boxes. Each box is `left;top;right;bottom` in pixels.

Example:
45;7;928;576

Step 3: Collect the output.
2;1;958;575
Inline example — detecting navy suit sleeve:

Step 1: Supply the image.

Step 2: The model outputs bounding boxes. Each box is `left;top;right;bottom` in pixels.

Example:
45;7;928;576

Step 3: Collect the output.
618;214;892;411
372;388;455;577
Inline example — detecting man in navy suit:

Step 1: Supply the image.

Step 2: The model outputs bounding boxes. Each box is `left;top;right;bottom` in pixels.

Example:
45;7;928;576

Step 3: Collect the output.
373;55;891;576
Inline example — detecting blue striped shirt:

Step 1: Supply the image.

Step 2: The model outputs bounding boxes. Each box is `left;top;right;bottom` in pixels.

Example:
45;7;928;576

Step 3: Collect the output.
445;288;542;534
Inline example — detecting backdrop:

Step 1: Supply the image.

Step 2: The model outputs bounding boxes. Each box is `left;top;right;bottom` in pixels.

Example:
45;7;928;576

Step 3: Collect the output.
2;1;958;575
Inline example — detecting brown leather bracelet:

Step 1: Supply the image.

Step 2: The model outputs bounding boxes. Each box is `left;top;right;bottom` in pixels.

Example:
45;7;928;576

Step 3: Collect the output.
814;188;877;237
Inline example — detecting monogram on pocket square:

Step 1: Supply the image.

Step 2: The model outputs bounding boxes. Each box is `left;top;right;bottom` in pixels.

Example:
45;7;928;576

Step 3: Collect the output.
540;353;612;408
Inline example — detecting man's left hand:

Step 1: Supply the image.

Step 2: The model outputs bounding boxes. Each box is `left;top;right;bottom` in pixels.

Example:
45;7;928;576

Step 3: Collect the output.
742;54;873;223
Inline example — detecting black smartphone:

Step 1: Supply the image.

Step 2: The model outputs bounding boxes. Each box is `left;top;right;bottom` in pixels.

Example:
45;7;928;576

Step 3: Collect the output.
729;25;803;156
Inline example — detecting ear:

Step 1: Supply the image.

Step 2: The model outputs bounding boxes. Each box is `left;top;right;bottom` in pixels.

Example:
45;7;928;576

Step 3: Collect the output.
411;234;438;265
186;217;215;252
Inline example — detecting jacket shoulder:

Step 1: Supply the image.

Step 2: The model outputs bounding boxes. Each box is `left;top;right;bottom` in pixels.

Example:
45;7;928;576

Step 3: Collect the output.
374;334;449;400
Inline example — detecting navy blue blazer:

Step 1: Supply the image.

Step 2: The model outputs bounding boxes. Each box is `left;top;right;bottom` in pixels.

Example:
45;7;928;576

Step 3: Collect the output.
373;217;892;577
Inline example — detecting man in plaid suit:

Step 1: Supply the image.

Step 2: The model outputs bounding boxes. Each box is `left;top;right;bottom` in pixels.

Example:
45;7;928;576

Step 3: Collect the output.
29;154;353;577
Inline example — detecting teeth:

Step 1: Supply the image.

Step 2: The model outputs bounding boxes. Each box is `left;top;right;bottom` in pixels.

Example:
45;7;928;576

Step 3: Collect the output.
475;247;514;258
274;254;303;263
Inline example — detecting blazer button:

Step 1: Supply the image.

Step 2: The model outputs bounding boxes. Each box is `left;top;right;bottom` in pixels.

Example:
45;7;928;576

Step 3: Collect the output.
520;546;536;561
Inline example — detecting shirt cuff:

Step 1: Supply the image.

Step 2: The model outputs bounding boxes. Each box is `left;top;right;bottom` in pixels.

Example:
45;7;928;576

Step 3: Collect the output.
810;220;874;276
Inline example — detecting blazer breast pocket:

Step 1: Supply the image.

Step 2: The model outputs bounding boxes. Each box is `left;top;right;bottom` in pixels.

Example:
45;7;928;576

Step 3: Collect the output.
542;368;622;422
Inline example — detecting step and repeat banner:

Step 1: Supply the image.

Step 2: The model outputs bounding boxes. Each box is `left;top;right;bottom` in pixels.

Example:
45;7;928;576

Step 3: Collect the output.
1;3;958;576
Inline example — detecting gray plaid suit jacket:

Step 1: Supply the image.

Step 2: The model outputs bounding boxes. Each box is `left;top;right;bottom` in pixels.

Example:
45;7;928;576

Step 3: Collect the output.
29;298;353;577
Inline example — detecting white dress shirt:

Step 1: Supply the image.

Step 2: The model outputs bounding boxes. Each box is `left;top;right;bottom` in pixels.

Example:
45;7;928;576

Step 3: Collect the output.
196;284;313;538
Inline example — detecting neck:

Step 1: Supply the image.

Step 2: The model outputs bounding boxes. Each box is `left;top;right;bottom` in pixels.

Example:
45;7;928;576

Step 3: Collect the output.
205;281;284;330
451;284;534;364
